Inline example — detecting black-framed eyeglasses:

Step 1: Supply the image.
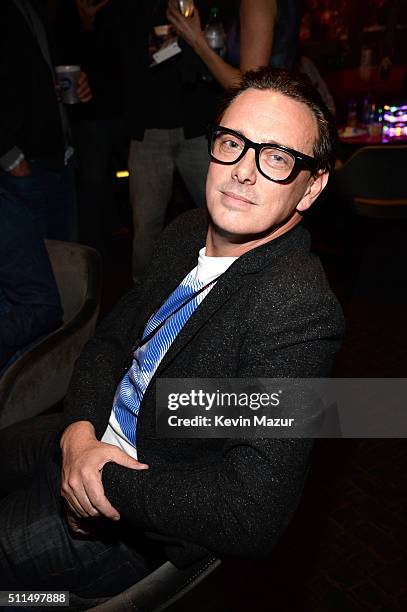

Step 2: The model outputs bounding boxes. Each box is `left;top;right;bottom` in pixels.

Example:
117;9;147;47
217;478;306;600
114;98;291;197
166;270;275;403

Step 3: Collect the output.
207;124;318;184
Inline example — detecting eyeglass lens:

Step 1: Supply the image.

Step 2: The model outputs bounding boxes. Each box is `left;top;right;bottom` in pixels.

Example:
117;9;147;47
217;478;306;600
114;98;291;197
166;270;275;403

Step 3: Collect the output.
211;131;296;181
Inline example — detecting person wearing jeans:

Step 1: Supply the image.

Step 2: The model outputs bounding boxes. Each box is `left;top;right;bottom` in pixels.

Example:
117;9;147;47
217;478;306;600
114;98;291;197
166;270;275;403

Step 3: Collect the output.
128;0;277;282
0;158;77;242
0;0;91;242
129;129;208;281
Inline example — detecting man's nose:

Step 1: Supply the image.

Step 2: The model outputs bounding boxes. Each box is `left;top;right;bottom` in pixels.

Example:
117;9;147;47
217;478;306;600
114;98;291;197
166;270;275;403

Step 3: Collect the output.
231;148;257;184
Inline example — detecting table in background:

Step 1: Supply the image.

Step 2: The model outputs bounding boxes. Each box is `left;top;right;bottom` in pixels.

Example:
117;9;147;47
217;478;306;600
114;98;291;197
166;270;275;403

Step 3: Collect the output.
338;127;407;161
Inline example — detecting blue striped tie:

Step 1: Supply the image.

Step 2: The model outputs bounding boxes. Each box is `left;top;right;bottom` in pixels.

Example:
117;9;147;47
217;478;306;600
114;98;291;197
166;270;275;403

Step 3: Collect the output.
112;271;210;447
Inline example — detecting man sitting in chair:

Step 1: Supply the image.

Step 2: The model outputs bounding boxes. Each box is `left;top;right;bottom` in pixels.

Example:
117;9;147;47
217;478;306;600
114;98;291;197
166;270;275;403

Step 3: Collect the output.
0;68;343;596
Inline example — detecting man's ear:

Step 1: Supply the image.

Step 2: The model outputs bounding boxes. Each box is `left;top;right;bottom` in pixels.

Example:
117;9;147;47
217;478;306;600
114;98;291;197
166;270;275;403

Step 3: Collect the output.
296;171;329;212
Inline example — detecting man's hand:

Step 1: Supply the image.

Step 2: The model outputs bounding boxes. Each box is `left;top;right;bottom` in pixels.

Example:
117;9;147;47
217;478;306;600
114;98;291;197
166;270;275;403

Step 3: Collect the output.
76;71;92;103
9;159;32;177
60;421;148;524
65;508;91;535
166;0;204;51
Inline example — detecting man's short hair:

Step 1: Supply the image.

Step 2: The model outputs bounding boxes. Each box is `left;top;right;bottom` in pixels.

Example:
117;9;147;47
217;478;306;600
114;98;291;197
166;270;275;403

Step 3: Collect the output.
217;67;338;175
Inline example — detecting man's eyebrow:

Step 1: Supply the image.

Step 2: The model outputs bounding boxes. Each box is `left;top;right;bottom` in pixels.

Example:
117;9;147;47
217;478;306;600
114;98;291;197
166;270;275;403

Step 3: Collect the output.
221;125;292;149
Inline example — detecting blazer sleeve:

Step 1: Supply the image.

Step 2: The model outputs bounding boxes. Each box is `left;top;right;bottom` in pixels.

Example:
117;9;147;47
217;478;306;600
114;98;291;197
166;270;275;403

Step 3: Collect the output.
102;435;312;558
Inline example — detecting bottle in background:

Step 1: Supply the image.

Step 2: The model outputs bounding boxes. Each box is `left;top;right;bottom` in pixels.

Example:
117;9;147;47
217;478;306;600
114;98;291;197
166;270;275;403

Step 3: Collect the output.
347;100;358;127
367;104;383;139
360;47;373;82
204;7;226;58
362;94;372;126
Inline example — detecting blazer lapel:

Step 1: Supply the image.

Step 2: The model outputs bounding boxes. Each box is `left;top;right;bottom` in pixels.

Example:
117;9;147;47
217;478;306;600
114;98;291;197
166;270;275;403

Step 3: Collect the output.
132;240;203;342
133;211;209;338
152;269;246;378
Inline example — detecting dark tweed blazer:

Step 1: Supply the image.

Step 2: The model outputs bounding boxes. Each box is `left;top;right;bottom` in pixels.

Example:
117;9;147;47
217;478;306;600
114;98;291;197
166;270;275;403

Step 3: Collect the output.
62;209;344;567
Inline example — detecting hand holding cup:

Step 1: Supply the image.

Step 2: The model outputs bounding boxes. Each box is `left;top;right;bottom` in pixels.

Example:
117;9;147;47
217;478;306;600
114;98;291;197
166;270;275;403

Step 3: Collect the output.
55;67;92;104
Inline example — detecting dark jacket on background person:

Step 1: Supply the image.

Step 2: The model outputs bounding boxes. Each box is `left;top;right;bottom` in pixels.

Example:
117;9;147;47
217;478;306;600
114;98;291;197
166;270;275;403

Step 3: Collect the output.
50;0;127;122
124;0;221;140
60;209;344;568
0;0;66;170
0;189;62;370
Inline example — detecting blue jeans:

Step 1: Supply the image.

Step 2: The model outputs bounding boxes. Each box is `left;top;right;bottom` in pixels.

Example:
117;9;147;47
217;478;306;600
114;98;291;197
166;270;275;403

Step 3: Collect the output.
0;189;63;370
0;159;77;241
0;415;160;596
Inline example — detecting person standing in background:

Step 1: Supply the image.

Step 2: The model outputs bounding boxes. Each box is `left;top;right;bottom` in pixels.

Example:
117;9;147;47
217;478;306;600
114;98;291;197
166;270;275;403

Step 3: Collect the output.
67;0;131;259
0;0;92;242
268;0;303;69
169;0;303;81
167;0;277;87
129;0;277;283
